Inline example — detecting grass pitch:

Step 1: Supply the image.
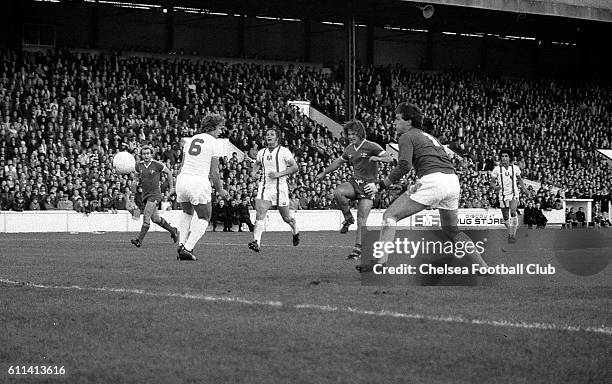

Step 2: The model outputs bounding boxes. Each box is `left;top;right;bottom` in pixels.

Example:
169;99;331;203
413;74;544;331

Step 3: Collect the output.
1;231;610;383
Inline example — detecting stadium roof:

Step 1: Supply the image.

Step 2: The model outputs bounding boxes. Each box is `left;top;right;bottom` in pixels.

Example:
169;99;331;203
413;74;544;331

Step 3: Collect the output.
104;0;611;41
409;0;612;23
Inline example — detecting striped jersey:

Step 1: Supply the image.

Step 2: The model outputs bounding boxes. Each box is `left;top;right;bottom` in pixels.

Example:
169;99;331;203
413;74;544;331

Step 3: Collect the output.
491;164;521;200
256;146;294;186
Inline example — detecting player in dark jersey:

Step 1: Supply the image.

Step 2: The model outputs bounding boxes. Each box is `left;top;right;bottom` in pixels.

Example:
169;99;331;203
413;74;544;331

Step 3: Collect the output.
130;145;178;248
360;103;488;272
316;120;392;259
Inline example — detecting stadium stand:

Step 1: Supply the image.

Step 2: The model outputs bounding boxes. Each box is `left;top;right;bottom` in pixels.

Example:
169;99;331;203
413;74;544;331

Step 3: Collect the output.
1;48;611;221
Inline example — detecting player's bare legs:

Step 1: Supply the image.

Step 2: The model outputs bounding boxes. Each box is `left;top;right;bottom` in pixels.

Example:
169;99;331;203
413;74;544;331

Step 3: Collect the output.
250;199;273;252
176;202;211;260
508;200;519;241
149;202;179;243
279;205;300;246
132;200;159;247
176;202;194;259
333;182;357;233
348;198;373;259
501;201;519;243
374;193;427;265
439;209;488;268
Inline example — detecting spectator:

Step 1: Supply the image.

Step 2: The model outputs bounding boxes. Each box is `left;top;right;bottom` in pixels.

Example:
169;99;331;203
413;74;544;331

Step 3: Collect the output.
523;201;537;229
236;197;254;232
101;195;117;213
113;192;128;211
211;199;232;232
41;195;56;210
534;203;548;229
29;196;41;211
576;207;587;227
229;199;241;229
11;194;25;212
289;192;301;211
298;191;309;210
57;195;74;211
566;207;578;228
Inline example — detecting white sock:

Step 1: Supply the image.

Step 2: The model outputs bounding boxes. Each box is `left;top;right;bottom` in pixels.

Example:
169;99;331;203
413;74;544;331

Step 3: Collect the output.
511;216;519;236
254;220;264;244
177;212;192;245
184;218;208;251
288;219;298;235
378;218;397;264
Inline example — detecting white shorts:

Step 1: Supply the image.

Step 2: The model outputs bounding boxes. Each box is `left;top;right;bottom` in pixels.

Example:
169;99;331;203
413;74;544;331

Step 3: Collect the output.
176;174;212;206
499;196;519;209
256;182;289;207
409;172;460;210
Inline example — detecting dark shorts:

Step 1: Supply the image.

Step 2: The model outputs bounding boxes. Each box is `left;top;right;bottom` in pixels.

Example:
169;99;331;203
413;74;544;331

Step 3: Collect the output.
143;192;161;205
349;178;373;200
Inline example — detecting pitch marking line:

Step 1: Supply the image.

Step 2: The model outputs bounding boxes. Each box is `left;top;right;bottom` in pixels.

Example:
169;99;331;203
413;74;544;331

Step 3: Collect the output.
0;238;349;249
2;278;611;336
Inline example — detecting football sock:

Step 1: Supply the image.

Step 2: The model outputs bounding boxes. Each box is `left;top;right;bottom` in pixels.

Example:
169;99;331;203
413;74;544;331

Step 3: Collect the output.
287;218;298;235
254;220;264;244
177;212;191;245
511;216;519;236
343;211;353;222
137;223;150;242
356;217;367;246
157;217;174;232
377;218;397;264
184;218;208;251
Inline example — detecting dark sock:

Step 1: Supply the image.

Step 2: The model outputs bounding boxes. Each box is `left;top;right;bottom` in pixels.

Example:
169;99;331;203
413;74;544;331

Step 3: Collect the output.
137;223;150;242
157;218;174;232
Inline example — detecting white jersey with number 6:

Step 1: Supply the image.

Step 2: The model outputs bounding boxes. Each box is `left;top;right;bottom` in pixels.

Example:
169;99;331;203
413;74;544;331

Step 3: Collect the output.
180;133;223;177
176;133;223;205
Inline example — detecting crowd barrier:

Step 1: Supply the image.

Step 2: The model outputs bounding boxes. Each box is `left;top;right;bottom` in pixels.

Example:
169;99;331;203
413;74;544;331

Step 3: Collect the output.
0;208;566;233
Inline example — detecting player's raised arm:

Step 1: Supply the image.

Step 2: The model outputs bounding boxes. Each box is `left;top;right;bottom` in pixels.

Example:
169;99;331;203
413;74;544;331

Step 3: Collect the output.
129;163;140;193
490;167;500;193
369;150;394;163
250;159;261;178
210;156;228;199
316;156;345;181
364;137;413;194
516;173;526;192
383;135;414;187
162;165;175;195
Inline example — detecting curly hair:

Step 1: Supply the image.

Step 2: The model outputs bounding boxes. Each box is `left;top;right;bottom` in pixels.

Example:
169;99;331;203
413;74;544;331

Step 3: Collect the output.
344;120;366;140
395;102;423;129
499;148;513;159
201;113;226;132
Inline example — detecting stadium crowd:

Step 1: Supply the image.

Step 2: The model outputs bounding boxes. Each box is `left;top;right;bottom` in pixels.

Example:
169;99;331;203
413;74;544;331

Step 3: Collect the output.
1;48;611;226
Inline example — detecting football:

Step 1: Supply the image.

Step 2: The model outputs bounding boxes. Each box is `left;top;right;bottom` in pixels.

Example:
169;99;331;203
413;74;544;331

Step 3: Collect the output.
112;151;136;174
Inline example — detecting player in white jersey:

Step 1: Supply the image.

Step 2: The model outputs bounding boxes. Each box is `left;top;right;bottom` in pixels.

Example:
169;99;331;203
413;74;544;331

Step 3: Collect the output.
248;128;300;252
490;148;525;243
175;114;229;260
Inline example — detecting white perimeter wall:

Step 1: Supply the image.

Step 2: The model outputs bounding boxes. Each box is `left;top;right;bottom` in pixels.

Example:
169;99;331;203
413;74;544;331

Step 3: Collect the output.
0;209;566;233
